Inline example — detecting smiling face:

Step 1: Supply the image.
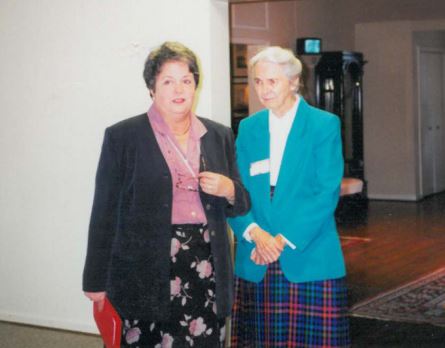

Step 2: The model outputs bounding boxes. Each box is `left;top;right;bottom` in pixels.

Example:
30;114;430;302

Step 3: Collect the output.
253;60;298;117
152;60;196;122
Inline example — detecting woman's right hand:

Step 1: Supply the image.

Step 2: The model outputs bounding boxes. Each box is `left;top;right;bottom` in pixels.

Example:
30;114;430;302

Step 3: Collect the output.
198;171;235;203
250;226;283;263
84;291;106;311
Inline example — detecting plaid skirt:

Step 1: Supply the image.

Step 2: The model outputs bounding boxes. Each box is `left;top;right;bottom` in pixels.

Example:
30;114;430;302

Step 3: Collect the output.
231;261;351;348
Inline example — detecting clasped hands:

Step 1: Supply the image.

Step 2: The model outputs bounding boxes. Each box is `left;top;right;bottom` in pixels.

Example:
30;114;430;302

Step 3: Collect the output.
250;226;286;265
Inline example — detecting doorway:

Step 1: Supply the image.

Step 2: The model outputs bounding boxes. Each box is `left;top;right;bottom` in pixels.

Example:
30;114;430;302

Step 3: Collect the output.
417;47;445;197
229;40;268;133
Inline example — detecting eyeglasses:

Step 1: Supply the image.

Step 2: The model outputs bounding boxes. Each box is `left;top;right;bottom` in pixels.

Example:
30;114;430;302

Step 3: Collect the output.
175;154;208;192
175;171;199;192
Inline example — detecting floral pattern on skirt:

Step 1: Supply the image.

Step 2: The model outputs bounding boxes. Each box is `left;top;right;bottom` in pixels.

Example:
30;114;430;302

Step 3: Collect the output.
120;224;226;348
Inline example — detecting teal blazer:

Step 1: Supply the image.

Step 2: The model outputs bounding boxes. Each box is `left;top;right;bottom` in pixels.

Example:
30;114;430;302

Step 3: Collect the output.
229;98;346;283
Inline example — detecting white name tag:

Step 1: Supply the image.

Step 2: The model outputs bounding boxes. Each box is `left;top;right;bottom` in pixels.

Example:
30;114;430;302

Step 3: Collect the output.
250;159;270;176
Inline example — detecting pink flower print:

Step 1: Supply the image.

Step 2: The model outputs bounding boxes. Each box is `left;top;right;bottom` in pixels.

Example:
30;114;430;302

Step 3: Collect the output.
161;333;174;348
171;238;181;261
188;317;207;337
170;276;182;297
196;260;213;279
203;229;210;243
125;327;141;344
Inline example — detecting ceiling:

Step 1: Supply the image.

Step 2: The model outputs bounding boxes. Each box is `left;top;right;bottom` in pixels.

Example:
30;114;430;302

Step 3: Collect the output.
229;0;296;3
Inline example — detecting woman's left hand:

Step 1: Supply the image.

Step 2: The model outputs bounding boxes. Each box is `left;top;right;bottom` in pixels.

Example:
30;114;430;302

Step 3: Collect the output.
199;171;235;203
251;234;287;265
251;249;268;265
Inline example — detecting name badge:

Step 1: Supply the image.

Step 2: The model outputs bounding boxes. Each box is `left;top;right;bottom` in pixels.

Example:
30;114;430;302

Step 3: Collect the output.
250;159;270;176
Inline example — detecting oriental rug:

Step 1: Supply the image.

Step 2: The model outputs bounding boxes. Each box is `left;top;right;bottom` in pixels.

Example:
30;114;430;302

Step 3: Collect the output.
350;267;445;327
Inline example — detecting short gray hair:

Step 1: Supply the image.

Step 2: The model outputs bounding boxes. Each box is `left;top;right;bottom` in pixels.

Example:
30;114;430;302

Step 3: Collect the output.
249;46;302;81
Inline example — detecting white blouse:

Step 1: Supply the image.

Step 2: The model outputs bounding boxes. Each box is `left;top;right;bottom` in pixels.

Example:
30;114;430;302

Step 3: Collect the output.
269;97;300;186
243;96;300;249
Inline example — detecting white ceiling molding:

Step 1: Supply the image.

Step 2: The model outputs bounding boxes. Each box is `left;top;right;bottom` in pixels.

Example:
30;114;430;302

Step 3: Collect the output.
230;0;296;3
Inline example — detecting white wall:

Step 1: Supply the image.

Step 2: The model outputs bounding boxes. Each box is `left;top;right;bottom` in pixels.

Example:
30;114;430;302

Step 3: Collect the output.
0;0;230;334
356;20;445;200
295;0;445;52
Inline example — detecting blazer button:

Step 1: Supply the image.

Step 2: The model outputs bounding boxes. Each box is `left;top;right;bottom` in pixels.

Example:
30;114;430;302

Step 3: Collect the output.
205;204;212;211
210;230;215;237
163;203;169;208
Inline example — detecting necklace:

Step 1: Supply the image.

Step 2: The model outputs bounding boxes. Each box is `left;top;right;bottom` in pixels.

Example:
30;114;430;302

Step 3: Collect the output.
171;122;191;137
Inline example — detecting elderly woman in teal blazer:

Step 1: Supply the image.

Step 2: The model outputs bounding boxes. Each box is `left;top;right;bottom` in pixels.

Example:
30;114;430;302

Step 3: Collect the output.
229;46;350;347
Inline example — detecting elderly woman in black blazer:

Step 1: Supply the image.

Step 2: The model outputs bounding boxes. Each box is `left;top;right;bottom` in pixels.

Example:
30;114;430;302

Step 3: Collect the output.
83;41;250;347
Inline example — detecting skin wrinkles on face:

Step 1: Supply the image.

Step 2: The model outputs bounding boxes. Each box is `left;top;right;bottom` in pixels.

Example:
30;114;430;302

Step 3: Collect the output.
151;60;196;125
253;60;297;117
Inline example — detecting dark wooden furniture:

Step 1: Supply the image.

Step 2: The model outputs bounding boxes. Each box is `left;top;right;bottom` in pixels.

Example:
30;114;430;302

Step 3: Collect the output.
315;51;368;224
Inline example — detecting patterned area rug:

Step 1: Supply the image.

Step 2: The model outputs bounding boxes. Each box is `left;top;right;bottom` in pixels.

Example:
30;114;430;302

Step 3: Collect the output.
340;236;371;248
351;267;445;327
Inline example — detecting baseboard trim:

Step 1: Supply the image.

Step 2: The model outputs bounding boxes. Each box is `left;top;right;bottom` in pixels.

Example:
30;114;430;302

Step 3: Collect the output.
367;193;419;201
0;311;98;334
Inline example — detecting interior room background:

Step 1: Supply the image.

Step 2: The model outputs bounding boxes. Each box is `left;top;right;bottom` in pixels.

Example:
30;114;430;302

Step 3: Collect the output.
1;0;444;335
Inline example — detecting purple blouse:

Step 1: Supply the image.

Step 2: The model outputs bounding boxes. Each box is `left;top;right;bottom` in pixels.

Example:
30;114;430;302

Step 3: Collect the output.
148;105;208;225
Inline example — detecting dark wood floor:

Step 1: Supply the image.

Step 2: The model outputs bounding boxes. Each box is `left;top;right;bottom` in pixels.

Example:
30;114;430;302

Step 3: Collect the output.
338;192;445;347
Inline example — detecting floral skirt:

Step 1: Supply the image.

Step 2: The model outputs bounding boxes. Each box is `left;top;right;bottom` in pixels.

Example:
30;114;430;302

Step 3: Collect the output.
120;224;226;348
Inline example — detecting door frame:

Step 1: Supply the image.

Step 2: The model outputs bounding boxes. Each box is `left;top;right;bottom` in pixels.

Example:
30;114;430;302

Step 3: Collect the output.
416;46;445;198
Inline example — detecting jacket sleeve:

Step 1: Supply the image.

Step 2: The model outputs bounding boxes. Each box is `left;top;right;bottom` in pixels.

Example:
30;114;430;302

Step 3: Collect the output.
82;128;121;292
224;127;251;217
228;121;256;239
275;116;343;251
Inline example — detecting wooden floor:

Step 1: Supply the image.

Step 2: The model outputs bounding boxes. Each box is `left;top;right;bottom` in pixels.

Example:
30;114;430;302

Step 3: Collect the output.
339;192;445;346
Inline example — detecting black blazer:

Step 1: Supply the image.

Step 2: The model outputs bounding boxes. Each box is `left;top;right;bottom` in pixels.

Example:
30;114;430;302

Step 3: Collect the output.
82;114;250;320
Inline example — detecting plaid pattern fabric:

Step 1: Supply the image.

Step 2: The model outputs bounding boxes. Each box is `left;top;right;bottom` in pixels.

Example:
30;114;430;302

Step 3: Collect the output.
231;261;351;347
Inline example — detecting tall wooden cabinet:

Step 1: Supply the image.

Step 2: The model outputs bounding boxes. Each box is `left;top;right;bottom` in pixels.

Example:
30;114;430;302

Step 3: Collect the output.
315;51;365;180
314;51;368;223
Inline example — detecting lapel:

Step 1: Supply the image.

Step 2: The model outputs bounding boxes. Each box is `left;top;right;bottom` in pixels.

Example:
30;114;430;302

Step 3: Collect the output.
251;109;271;163
139;114;171;175
248;110;272;211
272;98;310;204
200;130;210;172
199;118;219;173
199;133;212;203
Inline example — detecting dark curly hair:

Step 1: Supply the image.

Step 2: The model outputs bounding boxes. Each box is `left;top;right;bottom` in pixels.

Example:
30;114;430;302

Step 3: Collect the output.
143;41;200;94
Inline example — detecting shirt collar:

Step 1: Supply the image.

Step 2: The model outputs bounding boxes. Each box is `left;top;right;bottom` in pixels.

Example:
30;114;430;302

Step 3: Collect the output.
269;95;300;131
147;104;207;140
